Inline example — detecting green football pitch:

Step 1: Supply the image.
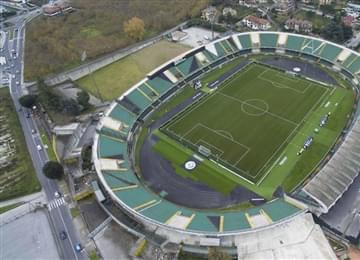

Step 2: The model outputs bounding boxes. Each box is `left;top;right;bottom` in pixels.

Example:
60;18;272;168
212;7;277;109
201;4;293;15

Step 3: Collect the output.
162;63;330;184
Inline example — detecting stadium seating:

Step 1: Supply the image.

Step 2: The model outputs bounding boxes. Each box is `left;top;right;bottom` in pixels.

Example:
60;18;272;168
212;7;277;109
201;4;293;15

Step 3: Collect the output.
238;34;252;50
176;56;198;76
285;35;304;51
146;76;173;95
109;104;136;127
317;43;343;62
97;134;126;158
126;89;153;111
260;33;279;48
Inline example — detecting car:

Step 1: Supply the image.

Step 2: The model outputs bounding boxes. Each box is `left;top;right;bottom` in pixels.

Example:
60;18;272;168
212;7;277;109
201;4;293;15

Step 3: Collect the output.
59;231;67;240
16;70;19;74
54;191;61;198
31;129;36;134
36;144;42;151
26;113;30;118
74;243;82;252
16;81;19;85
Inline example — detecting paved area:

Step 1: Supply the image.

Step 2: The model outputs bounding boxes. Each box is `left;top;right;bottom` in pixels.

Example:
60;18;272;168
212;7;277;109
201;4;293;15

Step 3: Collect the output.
78;198;108;232
1;209;60;260
180;27;219;47
94;221;135;260
260;57;337;85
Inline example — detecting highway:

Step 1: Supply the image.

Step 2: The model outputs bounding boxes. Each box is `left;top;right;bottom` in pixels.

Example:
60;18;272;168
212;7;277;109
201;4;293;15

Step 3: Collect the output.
1;7;87;260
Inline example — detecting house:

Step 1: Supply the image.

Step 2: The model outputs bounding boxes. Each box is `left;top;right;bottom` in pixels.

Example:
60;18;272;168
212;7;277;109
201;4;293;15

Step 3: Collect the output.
285;19;313;33
222;7;237;17
242;15;271;30
239;0;268;8
276;0;295;13
201;6;217;22
342;15;355;27
319;0;332;5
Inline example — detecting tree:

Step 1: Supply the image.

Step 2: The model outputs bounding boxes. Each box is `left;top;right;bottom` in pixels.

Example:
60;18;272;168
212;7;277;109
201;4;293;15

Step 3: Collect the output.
76;90;90;110
43;161;64;180
123;16;145;41
62;98;80;116
18;94;37;108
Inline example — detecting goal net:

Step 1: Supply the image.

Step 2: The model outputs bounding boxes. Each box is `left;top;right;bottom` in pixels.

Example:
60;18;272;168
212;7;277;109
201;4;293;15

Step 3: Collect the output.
198;145;211;157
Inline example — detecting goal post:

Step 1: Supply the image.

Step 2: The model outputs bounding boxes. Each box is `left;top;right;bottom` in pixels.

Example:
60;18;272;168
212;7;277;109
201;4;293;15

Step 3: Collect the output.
198;145;211;158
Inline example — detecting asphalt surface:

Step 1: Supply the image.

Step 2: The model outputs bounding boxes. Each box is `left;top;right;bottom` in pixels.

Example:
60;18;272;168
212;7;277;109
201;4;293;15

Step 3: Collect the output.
260;57;337;85
1;9;86;260
2;209;59;259
140;90;259;209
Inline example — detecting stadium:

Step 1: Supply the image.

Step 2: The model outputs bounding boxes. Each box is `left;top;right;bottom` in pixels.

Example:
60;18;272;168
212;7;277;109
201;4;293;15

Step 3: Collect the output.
92;31;360;258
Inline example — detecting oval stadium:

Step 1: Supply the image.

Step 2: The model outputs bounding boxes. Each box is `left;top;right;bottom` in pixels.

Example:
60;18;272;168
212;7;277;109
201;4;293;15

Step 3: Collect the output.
92;32;360;258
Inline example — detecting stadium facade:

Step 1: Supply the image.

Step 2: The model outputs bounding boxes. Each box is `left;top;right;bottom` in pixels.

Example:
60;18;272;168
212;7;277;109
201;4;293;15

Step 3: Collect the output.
92;31;360;257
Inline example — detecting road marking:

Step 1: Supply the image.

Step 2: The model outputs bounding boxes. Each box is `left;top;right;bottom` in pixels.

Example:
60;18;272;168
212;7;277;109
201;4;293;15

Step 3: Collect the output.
48;197;66;210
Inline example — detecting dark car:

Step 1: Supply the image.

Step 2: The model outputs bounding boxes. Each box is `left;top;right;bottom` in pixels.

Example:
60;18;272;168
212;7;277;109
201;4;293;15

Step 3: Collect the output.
59;231;67;240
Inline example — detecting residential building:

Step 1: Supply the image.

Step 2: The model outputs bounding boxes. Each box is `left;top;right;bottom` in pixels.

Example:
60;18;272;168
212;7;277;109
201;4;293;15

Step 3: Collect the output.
276;0;295;13
239;0;268;8
342;15;355;27
201;6;217;22
222;7;237;17
42;0;72;16
285;19;313;33
242;15;271;30
319;0;332;5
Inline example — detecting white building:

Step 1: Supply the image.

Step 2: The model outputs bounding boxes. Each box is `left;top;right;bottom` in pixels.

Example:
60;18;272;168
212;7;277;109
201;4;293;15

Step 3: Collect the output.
242;15;271;30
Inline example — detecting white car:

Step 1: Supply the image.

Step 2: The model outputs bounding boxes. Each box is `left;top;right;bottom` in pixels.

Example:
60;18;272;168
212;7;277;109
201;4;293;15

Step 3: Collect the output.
16;81;19;85
36;144;42;151
54;191;61;198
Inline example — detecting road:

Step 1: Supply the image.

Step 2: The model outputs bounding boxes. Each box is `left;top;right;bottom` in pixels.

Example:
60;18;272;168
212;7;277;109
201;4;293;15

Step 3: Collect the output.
1;8;87;260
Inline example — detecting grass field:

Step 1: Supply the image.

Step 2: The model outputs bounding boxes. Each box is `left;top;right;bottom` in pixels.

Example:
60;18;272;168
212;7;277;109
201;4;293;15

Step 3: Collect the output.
0;88;40;201
155;61;355;198
76;40;190;101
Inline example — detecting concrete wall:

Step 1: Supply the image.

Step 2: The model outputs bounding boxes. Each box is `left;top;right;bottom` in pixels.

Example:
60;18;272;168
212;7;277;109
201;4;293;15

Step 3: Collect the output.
44;21;188;86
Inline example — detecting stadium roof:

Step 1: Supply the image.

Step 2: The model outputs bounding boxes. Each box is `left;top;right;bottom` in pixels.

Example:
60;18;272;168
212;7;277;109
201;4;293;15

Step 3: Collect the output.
236;213;336;259
303;119;360;215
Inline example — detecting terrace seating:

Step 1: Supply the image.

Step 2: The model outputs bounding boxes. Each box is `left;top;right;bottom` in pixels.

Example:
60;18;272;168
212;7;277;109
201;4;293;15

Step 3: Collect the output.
109;104;136;127
238;34;252;50
97;134;126;159
146;76;173;95
176;56;198;76
126;89;153;112
260;33;279;49
285;35;304;51
316;43;343;62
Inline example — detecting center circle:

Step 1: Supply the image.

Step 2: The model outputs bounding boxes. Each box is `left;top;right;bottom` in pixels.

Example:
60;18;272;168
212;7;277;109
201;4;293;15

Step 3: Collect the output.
185;160;197;170
241;99;269;116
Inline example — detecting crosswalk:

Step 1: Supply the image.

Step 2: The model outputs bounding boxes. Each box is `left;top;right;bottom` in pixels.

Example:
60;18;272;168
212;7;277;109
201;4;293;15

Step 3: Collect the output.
47;197;66;211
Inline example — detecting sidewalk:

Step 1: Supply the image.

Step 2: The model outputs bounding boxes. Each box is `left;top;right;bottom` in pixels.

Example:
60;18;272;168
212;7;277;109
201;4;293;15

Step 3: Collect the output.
0;191;45;208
